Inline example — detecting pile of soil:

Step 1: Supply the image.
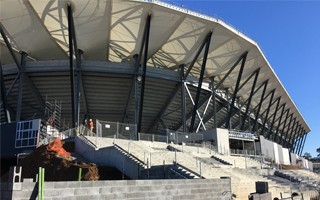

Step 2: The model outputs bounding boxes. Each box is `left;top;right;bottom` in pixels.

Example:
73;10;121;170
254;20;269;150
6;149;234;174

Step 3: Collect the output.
280;164;302;170
19;140;99;181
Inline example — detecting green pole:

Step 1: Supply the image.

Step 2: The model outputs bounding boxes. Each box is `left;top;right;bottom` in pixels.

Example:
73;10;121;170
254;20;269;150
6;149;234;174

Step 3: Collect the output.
78;168;82;181
280;192;282;198
41;168;45;200
38;167;42;200
301;192;304;200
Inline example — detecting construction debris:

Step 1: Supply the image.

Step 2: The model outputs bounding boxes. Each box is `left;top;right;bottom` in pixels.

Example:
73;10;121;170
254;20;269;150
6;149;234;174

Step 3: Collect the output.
19;139;99;181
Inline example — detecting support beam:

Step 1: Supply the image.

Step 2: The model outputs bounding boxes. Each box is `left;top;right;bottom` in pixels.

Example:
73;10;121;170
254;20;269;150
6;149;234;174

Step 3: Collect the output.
138;14;151;133
252;80;268;133
266;98;281;140
67;4;76;128
240;68;260;130
16;52;27;121
172;91;211;131
299;132;307;156
0;59;10;122
286;117;297;148
212;80;217;128
180;64;186;133
184;32;213;79
1;23;46;116
274;104;286;142
278;109;290;145
296;128;304;154
189;32;212;132
225;52;248;129
215;52;249;90
281;113;293;146
293;127;303;154
260;89;275;136
291;124;301;151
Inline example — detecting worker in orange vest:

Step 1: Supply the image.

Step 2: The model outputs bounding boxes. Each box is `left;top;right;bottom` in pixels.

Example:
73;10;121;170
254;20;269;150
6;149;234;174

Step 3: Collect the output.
89;119;94;136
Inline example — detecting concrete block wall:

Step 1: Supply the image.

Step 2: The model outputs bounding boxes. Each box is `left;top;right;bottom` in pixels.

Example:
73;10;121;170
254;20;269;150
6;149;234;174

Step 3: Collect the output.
1;179;231;200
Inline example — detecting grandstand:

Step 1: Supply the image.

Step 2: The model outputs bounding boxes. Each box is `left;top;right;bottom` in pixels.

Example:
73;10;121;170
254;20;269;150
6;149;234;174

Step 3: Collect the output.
1;0;318;199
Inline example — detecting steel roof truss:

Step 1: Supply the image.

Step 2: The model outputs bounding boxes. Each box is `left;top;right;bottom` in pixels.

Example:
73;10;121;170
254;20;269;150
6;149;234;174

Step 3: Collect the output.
252;80;268;133
214;52;248;90
196;92;213;133
16;52;27;121
0;60;10;122
185;83;206;131
277;108;290;144
225;52;248;129
260;89;275;136
293;126;303;153
286;117;297;148
281;112;293;146
138;14;152;133
299;132;307;156
274;103;286;142
184;32;213;79
189;32;212;132
265;97;281;140
240;68;260;130
67;5;76;128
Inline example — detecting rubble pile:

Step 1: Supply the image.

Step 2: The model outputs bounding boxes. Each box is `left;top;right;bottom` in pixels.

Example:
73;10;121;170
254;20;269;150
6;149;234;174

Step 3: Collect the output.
20;138;99;181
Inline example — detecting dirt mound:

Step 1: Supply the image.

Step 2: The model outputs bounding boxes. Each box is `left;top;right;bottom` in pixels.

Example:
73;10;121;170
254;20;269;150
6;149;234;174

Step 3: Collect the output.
19;139;99;181
280;164;302;170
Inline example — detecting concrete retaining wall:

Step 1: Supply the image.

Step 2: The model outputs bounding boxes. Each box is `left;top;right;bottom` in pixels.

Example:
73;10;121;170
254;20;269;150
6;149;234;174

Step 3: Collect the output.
1;179;231;200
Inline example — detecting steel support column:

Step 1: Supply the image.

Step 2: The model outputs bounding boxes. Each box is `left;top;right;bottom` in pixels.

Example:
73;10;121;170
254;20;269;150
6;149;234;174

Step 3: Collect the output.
180;64;186;133
252;80;268;133
214;52;249;90
240;68;260;130
189;32;212;132
291;124;301;152
286;117;297;148
260;89;275;136
16;52;27;121
274;104;286;142
281;113;293;146
299;132;307;156
295;128;304;154
278;109;290;145
266;98;281;140
67;5;76;128
212;81;217;128
133;55;139;135
0;59;9;122
225;52;248;129
138;14;151;133
293;127;303;154
1;23;46;117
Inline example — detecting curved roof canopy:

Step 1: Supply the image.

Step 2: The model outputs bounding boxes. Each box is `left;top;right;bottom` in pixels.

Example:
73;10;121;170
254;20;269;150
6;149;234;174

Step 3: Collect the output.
0;0;310;136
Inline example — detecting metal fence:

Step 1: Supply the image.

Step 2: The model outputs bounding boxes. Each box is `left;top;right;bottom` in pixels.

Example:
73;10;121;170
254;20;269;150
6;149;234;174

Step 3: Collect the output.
95;120;137;140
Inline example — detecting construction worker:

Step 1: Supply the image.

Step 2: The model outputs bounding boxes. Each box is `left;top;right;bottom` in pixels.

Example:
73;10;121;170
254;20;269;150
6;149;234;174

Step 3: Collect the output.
89;119;94;136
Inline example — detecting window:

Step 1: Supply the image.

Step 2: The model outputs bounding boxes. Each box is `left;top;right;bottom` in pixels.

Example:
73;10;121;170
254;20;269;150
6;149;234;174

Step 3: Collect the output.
15;120;39;148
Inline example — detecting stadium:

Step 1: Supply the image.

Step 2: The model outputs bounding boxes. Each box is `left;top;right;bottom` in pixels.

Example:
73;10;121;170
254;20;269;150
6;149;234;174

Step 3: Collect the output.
1;0;319;199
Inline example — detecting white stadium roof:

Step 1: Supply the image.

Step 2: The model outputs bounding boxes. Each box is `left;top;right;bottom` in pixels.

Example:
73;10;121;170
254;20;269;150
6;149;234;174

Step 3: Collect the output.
0;0;310;142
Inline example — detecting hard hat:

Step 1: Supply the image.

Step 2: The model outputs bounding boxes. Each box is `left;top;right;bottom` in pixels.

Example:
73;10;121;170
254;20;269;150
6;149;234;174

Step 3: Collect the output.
89;119;92;121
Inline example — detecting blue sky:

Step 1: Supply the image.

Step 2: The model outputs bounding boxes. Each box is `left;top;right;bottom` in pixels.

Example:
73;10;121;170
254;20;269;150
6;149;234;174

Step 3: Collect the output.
169;0;320;157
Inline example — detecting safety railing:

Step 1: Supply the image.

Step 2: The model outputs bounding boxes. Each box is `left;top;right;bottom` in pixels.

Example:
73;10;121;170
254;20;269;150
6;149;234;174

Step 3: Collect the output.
230;149;255;156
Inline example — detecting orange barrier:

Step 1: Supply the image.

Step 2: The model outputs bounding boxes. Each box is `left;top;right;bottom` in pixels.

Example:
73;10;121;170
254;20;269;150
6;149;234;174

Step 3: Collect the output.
46;138;71;158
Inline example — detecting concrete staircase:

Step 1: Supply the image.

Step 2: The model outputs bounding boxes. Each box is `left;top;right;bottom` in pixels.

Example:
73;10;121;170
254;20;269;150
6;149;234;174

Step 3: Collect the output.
75;136;319;199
